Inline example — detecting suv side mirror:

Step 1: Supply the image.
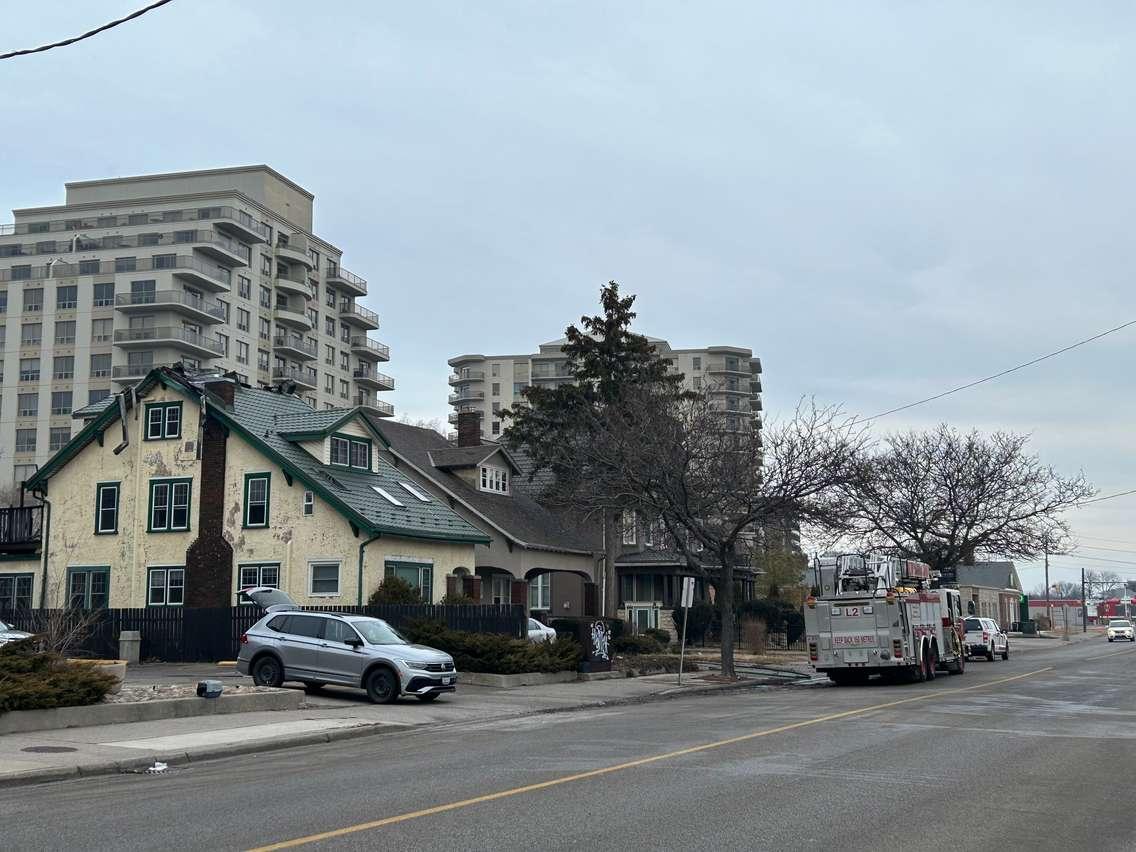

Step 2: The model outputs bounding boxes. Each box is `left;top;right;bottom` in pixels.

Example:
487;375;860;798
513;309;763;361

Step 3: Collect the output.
345;637;364;649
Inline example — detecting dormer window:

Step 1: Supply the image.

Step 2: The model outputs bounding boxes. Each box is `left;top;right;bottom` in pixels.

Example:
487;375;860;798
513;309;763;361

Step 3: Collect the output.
479;465;509;494
330;434;371;470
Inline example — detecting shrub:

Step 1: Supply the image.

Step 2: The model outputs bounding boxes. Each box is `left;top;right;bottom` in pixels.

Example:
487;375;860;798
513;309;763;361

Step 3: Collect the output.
440;592;477;605
671;601;717;644
403;619;582;674
368;576;422;605
0;638;117;714
643;627;672;646
740;617;768;653
617;654;700;674
612;634;664;655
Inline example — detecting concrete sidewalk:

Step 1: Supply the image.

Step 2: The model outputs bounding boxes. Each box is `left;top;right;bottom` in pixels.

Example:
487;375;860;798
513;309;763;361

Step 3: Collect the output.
0;667;805;788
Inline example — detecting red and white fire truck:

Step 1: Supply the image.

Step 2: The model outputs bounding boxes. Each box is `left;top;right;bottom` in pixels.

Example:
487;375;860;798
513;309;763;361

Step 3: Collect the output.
804;554;967;685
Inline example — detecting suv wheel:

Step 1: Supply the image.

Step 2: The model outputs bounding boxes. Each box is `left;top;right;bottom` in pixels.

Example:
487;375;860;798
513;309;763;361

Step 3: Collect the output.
986;643;995;661
252;656;284;687
365;667;399;704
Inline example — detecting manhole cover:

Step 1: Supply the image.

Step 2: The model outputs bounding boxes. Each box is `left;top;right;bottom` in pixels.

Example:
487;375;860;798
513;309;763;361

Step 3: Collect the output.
21;746;77;753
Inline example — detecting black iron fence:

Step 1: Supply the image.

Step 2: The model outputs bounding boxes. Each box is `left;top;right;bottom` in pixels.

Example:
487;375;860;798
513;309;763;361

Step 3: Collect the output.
0;603;525;663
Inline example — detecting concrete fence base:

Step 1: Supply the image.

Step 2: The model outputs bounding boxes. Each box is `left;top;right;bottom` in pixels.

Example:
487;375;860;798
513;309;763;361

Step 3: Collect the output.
458;670;580;689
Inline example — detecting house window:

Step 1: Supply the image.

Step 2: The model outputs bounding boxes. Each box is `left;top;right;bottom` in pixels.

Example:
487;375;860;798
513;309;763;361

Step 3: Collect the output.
309;562;340;597
302;490;314;516
479;465;509;494
490;574;512;605
0;574;33;609
627;606;659;633
68;567;110;609
384;560;432;603
330;435;370;469
528;573;551;611
622;510;637;545
692;357;701;370
149;478;192;532
243;473;270;527
145;402;182;440
148;567;185;606
239;562;280;591
491;382;500;396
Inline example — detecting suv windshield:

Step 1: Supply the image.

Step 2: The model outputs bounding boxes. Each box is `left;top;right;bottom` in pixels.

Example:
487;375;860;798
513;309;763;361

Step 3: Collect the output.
964;619;983;631
352;618;407;645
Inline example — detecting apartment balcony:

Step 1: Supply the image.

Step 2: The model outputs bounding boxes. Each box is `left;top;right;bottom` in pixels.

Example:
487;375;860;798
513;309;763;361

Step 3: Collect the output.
274;275;313;300
113;326;224;358
350;336;390;362
707;364;752;377
448;370;485;385
5;255;233;291
353;368;395;391
448;406;484;424
354;394;394;417
339;301;380;330
531;373;573;384
326;266;367;297
111;361;181;383
273;333;317;361
751;379;762;394
114;290;227;324
0;506;43;554
208;207;269;244
275;240;314;270
750;397;763;412
273;305;314;332
448;389;485;405
272;366;318;391
186;231;251;266
2;204;268;242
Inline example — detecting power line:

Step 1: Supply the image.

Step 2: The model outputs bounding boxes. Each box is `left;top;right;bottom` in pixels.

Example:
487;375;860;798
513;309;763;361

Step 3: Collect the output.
1074;544;1136;555
1074;534;1136;546
864;317;1136;421
1049;553;1136;567
0;0;175;60
1081;488;1136;506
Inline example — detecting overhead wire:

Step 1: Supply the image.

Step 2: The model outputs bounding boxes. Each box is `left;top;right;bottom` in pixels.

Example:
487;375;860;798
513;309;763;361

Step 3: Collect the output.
0;0;175;60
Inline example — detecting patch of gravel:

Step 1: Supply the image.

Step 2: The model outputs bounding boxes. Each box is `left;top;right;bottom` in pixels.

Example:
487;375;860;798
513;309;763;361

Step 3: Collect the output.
103;684;286;704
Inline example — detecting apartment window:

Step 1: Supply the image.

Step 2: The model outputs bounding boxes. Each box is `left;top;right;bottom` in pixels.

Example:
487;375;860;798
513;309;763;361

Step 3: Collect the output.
216;298;230;321
324;317;335;336
236;341;250;365
93;282;114;306
340;323;350;343
492;402;501;414
257;349;270;372
692;356;702;370
216;332;229;356
240;562;279;591
324;373;334;393
491;421;501;436
79;259;100;275
0;291;7;313
0;574;33;610
95;482;119;534
19;358;40;382
17;394;38;418
339;352;349;370
90;354;111;378
491;382;500;397
22;290;42;313
51;390;72;416
20;323;41;346
306;335;318;354
622;510;637;545
13;464;37;485
491;363;500;377
52;285;78;310
28;221;49;234
325;345;335;365
53;356;74;380
54;320;76;345
243;473;271;527
259;317;271;340
68;567;110;609
339;379;349;399
148;567;185;606
88;388;110;405
173;229;194;244
513;382;528;395
259;286;272;308
528;573;551;611
145;402;182;440
11;265;31;281
115;257;137;273
693;376;702;390
261;255;272;275
325;288;336;308
384;561;432;604
309;562;340;597
48;427;70;452
307;308;318;327
302;490;314;516
330;435;370;470
238;276;251;299
91;317;113;342
138;232;161;247
479;465;509;494
327;260;338;276
149;478;192;532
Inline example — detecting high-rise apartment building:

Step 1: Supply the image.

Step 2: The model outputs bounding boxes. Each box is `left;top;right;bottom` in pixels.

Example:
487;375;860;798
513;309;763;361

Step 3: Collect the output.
447;337;762;439
0;165;393;490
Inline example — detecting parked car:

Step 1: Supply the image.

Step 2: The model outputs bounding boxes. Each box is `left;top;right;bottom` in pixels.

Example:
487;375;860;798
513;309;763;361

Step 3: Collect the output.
963;617;1009;661
527;618;557;643
236;588;457;704
1106;618;1135;642
0;619;31;647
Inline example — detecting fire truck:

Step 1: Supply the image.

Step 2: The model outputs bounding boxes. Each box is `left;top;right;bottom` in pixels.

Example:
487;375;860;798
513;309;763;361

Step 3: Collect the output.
804;554;967;685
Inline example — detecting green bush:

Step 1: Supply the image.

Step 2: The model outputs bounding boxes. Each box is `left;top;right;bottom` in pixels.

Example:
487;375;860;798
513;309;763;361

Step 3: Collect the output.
612;634;664;655
368;576;422;605
0;638;117;714
671;601;717;644
403;619;582;674
618;654;700;674
642;627;672;646
440;592;477;605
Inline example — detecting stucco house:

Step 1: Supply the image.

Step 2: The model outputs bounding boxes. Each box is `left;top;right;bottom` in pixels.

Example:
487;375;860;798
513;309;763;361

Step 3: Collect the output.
955;561;1023;628
23;367;489;609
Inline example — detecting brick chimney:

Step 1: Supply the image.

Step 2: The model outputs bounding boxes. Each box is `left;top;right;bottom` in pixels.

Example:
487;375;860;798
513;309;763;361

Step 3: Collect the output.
201;376;238;407
457;411;481;447
185;381;235;606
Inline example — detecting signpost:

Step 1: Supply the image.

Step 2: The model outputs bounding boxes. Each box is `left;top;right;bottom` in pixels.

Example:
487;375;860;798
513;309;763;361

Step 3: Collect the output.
677;576;695;685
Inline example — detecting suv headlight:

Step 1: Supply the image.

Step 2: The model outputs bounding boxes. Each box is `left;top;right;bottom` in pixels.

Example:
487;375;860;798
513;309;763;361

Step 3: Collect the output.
399;659;427;670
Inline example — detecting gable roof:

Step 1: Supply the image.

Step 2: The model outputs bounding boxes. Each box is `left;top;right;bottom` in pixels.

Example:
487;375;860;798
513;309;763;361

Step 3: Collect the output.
368;418;596;556
428;445;519;472
275;408;388;444
957;561;1021;591
28;368;488;545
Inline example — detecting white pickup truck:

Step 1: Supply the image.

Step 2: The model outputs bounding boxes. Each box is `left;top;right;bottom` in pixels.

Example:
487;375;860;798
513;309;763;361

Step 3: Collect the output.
963;617;1009;660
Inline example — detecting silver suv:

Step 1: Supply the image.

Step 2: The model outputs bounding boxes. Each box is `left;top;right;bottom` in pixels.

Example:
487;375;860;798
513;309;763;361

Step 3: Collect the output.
235;588;457;703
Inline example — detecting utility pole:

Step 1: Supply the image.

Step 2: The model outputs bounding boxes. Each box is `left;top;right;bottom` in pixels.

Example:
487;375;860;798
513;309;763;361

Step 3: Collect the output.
1044;539;1051;632
1081;564;1087;633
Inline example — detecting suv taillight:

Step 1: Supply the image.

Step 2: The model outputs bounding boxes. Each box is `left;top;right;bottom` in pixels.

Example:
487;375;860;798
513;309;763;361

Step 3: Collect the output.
982;632;989;641
239;632;248;644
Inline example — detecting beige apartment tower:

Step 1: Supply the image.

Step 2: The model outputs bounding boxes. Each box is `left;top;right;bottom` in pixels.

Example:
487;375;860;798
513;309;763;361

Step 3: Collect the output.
448;337;762;439
0;166;393;490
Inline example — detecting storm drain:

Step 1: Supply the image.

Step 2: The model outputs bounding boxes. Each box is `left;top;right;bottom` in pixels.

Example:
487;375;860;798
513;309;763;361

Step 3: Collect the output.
21;746;77;753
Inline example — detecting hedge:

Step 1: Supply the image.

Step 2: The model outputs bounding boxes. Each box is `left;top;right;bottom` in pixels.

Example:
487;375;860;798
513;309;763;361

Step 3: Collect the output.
0;638;117;714
403;619;582;674
671;598;805;644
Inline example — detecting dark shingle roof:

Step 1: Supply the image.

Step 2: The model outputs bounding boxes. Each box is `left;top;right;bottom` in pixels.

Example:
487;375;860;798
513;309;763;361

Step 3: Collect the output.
957;561;1021;591
274;409;358;436
428;445;515;471
71;397;117;420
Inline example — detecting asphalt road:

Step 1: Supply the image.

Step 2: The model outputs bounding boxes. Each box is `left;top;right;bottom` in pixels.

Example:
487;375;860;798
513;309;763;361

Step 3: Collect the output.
3;640;1134;852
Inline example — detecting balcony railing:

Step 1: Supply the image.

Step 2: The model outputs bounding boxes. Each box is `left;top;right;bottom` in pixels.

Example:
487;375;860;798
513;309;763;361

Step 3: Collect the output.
272;367;317;386
273;333;317;357
326;266;367;294
0;205;268;239
0;229;254;264
448;390;485;404
340;301;379;326
0;255;232;286
353;368;395;389
349;336;390;360
113;326;224;354
112;361;180;380
448;370;485;384
0;506;43;552
114;290;226;320
354;395;394;416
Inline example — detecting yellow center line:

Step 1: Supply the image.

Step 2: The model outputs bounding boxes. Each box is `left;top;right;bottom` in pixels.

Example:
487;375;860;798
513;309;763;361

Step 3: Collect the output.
249;667;1052;850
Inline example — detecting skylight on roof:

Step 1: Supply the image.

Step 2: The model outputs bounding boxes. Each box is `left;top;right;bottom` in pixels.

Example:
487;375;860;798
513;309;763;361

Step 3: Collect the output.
399;481;431;503
371;485;404;507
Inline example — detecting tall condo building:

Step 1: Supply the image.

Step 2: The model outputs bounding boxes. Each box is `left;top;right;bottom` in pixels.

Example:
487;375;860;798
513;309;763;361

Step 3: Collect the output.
448;337;762;440
0;166;393;490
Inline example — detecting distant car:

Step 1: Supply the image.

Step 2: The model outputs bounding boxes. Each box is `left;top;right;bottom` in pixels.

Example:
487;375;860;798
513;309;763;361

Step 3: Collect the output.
1106;618;1135;642
527;618;556;643
235;587;457;703
964;617;1009;661
0;619;32;647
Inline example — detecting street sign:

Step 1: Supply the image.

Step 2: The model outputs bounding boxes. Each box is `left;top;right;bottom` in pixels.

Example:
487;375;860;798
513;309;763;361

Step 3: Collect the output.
681;576;695;608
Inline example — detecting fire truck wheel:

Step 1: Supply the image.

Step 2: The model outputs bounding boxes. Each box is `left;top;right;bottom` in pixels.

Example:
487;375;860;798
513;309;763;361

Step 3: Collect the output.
924;647;937;681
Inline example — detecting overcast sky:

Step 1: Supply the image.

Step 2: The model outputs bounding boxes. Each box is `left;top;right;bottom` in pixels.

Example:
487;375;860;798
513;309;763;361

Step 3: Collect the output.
3;1;1133;590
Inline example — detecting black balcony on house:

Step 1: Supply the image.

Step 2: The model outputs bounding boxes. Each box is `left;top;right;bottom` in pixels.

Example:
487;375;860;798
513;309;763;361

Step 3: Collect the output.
0;506;43;553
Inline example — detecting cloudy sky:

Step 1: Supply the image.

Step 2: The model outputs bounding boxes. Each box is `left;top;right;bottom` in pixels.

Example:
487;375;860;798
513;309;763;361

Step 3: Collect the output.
3;1;1133;590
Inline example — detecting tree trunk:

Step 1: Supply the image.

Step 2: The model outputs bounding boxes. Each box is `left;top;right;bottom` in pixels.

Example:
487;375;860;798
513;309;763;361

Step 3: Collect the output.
718;554;736;679
603;508;619;619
